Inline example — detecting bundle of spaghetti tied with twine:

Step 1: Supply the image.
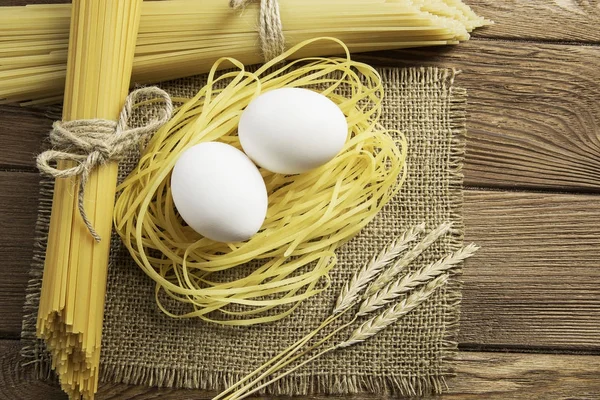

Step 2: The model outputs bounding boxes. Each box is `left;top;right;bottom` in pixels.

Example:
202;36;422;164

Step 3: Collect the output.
0;0;492;104
34;1;150;399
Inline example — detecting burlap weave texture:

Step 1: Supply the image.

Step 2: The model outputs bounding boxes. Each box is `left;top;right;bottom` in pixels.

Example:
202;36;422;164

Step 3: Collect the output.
22;66;466;397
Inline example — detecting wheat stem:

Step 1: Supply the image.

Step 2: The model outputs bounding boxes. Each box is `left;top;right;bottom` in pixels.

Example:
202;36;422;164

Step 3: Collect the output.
365;222;453;296
214;223;479;400
333;223;425;313
358;243;479;315
213;313;340;400
339;274;449;348
225;315;358;400
226;241;471;398
232;346;338;400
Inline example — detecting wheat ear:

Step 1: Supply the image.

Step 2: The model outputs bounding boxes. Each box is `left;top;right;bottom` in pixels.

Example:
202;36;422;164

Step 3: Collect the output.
231;273;451;399
338;274;449;348
365;222;453;296
358;243;479;315
333;223;425;313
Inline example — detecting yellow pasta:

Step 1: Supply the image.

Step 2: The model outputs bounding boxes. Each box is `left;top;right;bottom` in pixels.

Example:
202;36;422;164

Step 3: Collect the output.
36;1;143;399
114;38;407;325
0;0;492;104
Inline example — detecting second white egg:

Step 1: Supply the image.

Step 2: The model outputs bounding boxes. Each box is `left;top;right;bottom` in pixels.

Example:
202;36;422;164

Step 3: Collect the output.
238;87;348;174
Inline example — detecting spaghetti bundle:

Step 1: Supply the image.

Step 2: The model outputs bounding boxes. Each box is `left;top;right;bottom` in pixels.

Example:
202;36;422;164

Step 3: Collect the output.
113;38;407;325
36;0;142;399
0;0;492;104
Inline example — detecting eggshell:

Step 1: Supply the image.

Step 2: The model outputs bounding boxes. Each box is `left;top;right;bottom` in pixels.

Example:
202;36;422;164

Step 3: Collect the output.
170;142;268;243
238;87;348;174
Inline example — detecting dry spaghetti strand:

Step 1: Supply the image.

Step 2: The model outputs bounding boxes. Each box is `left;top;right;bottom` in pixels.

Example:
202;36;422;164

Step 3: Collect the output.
0;0;492;104
36;1;143;399
114;38;408;326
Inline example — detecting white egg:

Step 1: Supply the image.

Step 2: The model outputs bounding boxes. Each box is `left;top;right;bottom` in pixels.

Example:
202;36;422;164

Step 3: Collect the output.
170;142;268;243
238;87;348;174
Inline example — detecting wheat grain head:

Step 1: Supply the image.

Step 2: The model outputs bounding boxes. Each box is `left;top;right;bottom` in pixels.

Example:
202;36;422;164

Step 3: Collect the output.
358;243;479;315
365;222;454;296
333;223;426;313
338;274;449;348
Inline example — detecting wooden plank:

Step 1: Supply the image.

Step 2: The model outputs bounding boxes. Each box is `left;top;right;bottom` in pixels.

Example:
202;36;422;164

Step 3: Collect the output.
2;40;599;191
445;351;600;399
466;1;600;43
356;40;600;192
0;105;53;169
461;190;600;350
1;171;599;348
0;172;39;339
1;339;599;399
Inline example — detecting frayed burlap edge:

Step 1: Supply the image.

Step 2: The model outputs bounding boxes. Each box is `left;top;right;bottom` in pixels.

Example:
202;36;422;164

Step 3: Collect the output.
21;66;467;397
100;366;448;397
20;177;54;380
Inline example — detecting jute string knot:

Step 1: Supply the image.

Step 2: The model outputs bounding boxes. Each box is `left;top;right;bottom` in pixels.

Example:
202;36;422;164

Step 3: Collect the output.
230;0;285;61
37;86;173;242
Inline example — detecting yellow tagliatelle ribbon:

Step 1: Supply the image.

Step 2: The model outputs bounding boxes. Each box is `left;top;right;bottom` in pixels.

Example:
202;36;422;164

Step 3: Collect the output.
113;38;408;325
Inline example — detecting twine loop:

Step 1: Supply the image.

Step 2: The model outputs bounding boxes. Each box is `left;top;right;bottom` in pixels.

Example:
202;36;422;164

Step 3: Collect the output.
230;0;285;61
37;87;173;242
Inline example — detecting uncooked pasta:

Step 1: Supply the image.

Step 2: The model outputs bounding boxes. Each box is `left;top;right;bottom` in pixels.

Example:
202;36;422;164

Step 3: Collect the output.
0;0;492;104
114;38;408;326
36;1;143;399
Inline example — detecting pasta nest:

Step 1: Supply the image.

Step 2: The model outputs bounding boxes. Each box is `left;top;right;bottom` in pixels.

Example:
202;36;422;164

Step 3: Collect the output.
114;38;407;325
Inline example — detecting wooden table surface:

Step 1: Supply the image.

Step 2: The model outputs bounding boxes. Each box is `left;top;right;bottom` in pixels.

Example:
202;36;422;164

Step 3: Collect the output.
1;1;599;399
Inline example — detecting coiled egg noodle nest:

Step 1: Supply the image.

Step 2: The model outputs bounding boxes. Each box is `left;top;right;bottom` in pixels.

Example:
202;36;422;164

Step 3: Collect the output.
114;38;407;325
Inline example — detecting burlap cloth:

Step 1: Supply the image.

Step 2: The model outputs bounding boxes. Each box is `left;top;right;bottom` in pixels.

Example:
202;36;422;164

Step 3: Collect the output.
21;66;466;397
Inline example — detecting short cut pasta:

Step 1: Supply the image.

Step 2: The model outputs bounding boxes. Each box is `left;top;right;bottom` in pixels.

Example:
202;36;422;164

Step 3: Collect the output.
114;38;407;325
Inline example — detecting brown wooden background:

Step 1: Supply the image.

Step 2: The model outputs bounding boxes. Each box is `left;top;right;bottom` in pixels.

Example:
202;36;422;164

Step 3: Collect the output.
1;1;599;399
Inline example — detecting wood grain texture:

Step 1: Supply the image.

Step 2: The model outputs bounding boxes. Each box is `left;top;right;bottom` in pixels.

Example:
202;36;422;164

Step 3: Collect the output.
461;190;600;350
1;340;599;400
356;40;600;192
466;0;600;43
1;172;599;349
0;172;40;339
0;106;52;169
2;41;599;192
1;0;599;398
444;351;600;399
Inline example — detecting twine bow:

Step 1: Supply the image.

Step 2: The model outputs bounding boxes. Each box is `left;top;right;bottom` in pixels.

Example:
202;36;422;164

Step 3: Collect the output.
230;0;285;61
37;87;173;242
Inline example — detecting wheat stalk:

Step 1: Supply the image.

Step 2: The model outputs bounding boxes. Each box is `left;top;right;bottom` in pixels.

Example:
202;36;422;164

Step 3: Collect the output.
217;224;480;400
358;243;479;315
229;274;453;400
333;223;425;313
365;222;453;296
338;274;449;348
